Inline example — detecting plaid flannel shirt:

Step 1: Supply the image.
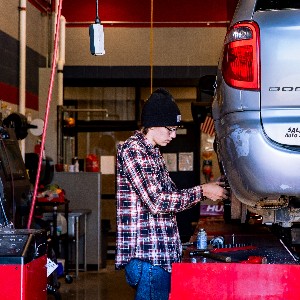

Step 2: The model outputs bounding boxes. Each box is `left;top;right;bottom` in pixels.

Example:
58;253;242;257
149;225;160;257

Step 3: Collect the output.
115;131;203;272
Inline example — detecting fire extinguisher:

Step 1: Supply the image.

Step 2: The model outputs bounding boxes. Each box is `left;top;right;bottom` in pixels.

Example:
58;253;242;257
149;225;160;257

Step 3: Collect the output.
86;154;100;172
202;159;213;183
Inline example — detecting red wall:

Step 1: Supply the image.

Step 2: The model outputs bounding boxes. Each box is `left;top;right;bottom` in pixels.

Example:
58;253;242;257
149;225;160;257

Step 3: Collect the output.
62;0;239;27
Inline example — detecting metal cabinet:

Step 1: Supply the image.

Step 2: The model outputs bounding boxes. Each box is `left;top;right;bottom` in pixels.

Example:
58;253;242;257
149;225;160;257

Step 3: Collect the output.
53;172;102;270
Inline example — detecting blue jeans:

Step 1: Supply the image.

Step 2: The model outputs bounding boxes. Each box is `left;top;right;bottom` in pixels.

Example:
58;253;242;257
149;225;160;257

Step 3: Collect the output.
125;258;171;300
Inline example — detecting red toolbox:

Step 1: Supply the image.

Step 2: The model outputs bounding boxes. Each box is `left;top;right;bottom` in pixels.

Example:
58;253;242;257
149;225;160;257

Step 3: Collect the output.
170;262;300;300
0;229;47;300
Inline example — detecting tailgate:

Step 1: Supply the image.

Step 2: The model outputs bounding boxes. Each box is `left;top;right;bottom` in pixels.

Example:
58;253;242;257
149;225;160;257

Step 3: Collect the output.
255;10;300;146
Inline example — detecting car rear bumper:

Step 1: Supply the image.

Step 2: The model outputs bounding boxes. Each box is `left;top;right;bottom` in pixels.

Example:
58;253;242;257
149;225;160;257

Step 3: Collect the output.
215;111;300;206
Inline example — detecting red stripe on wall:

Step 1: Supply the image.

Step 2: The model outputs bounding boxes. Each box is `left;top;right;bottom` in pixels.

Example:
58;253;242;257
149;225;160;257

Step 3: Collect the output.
62;0;238;27
66;22;229;28
26;91;39;111
0;82;39;111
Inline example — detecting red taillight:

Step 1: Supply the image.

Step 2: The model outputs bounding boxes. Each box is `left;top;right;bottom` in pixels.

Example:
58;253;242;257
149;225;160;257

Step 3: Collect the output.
222;21;260;90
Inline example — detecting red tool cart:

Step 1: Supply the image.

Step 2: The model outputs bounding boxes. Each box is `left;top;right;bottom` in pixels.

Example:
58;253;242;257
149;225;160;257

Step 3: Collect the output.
170;262;300;300
0;228;47;300
170;227;300;300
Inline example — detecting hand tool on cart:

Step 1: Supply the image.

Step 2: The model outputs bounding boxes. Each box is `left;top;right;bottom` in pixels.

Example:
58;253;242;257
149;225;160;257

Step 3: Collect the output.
189;250;232;262
189;249;267;264
211;244;256;253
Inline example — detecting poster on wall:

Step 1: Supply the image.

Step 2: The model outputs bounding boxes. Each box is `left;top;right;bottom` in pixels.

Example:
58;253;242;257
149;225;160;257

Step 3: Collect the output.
163;153;177;172
100;156;115;174
178;152;193;171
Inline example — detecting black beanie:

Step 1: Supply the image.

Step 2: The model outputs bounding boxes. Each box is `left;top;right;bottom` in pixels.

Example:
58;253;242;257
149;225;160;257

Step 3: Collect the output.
141;88;182;127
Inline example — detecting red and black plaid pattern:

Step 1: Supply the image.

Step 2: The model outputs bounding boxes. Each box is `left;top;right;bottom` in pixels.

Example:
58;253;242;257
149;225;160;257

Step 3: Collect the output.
115;131;203;272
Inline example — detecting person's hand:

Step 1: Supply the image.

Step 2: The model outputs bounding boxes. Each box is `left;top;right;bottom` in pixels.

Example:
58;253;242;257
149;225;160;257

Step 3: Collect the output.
201;182;229;202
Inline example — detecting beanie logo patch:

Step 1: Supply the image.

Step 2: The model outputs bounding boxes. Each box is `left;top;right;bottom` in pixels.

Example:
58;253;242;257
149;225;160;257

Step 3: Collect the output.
177;115;181;123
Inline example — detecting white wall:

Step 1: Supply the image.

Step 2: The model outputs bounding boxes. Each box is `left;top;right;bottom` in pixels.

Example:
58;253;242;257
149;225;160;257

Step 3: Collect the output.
0;1;49;58
0;1;19;39
65;27;226;66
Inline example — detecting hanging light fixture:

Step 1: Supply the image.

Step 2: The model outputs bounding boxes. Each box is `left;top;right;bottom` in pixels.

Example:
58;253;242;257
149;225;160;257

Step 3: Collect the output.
89;0;105;55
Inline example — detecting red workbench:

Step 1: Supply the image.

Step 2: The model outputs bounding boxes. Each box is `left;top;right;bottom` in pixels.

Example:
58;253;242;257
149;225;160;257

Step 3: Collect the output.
170;217;300;299
0;229;47;300
169;262;300;299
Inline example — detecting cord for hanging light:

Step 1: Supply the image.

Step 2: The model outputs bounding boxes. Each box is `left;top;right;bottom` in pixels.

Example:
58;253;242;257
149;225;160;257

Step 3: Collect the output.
150;0;154;94
95;0;100;24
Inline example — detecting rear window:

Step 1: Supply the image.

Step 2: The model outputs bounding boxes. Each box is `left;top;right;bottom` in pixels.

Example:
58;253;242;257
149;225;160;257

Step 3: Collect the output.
255;0;300;10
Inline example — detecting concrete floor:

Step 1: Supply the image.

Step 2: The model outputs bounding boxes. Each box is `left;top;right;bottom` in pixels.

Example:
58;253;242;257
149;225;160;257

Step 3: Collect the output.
48;261;135;300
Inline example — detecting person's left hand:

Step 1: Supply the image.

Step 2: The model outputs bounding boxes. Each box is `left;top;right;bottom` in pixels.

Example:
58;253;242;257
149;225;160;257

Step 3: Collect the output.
201;182;229;202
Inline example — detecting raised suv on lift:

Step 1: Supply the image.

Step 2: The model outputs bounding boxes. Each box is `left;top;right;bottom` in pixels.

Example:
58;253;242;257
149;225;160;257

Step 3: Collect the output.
205;0;300;227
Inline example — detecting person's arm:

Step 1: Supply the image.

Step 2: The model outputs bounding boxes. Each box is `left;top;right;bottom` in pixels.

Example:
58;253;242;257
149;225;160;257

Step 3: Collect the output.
119;144;227;214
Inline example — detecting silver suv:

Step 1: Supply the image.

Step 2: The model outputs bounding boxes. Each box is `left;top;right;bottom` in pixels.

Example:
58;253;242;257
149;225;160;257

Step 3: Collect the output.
202;0;300;227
